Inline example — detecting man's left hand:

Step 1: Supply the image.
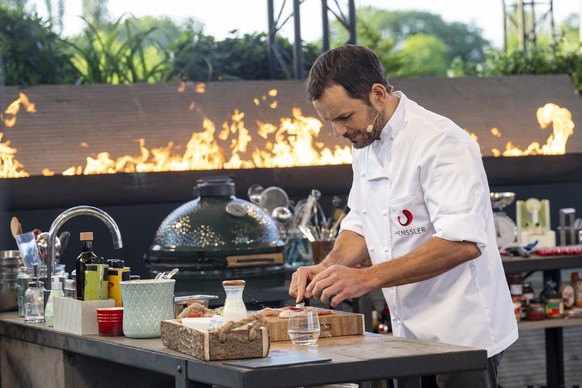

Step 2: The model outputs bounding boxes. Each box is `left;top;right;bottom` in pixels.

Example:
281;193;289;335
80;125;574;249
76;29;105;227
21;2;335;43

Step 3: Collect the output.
306;265;371;308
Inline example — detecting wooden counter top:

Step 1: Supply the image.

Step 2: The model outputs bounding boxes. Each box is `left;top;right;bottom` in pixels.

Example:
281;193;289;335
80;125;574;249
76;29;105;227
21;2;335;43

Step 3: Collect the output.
0;311;487;388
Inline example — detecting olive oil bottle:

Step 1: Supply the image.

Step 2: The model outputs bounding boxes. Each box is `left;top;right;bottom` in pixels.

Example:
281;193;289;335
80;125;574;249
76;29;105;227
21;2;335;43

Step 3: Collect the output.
75;232;98;300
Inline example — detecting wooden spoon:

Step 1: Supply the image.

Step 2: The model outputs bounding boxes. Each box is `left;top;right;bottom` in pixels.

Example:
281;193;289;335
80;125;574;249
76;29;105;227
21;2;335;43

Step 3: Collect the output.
10;217;22;237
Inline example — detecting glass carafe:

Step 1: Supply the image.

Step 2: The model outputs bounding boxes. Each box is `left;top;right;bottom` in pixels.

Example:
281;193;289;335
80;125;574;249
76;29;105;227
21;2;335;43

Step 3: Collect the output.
222;280;247;322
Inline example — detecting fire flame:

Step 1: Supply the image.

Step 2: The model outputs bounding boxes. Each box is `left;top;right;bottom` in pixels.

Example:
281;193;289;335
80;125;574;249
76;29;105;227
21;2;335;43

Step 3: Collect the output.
0;89;576;178
0;93;35;177
0;133;29;178
491;103;574;156
1;92;36;128
59;106;352;175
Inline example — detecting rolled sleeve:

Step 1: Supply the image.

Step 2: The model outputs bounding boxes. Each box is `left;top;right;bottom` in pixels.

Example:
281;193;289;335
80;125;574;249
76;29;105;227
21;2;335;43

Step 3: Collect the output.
339;206;364;236
421;132;491;251
433;212;488;250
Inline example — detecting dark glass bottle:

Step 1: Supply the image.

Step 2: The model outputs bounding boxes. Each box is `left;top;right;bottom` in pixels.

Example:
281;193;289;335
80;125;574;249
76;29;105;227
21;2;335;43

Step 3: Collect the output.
75;232;98;300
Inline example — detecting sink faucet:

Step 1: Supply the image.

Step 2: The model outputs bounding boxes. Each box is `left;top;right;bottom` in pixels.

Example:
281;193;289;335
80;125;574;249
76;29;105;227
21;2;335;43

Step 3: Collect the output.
46;205;123;290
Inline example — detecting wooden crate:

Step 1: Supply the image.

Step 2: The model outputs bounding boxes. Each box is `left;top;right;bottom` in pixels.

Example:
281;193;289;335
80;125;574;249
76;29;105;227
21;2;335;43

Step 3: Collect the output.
160;319;270;361
266;309;365;342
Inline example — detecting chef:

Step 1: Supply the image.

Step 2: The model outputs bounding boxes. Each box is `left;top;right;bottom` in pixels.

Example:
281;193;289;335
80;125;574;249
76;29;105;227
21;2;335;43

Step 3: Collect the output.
289;45;518;388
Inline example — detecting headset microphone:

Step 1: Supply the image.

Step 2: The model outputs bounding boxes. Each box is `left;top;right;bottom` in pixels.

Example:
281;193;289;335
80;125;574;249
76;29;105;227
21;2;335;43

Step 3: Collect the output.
366;110;381;133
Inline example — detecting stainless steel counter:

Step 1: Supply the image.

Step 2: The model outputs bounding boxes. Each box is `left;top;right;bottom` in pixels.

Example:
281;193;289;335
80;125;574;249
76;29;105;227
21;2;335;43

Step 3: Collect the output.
0;311;487;388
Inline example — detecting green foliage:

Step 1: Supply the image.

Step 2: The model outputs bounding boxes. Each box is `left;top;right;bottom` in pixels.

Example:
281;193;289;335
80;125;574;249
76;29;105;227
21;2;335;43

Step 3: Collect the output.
353;16;404;75
449;13;582;94
117;15;203;49
481;47;582;93
0;5;77;85
393;34;449;77
170;30;320;82
328;7;491;79
375;9;490;63
66;15;172;84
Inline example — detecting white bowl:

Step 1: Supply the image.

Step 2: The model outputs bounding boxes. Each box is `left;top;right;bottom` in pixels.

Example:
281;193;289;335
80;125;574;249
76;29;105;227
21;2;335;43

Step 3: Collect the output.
181;317;213;332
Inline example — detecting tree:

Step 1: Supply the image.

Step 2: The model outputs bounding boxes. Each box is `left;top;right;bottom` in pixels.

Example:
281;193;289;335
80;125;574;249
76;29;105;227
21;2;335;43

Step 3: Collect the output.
360;8;490;63
393;34;449;77
0;5;77;85
328;7;490;78
555;13;580;54
170;30;320;82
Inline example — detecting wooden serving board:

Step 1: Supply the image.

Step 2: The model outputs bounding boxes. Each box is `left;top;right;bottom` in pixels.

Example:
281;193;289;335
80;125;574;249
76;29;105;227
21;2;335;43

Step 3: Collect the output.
265;309;365;342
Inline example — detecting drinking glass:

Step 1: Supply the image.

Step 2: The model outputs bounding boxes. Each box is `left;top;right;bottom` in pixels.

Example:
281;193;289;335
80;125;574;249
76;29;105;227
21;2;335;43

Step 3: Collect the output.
287;307;321;346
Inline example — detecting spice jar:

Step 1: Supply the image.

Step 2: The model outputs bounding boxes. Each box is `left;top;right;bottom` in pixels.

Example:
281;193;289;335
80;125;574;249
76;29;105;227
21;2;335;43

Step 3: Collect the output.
560;282;575;309
540;281;564;319
526;298;545;321
506;272;523;297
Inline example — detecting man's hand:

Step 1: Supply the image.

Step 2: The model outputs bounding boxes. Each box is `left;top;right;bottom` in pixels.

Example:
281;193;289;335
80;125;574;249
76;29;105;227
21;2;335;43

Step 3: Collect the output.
289;264;325;304
306;265;371;308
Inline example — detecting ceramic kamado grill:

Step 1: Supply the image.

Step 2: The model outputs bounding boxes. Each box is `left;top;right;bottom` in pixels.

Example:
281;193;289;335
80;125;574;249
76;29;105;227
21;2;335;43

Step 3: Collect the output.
145;176;286;292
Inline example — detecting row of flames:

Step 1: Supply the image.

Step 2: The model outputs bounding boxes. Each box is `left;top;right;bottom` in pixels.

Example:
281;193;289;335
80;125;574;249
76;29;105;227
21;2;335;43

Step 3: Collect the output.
0;86;576;178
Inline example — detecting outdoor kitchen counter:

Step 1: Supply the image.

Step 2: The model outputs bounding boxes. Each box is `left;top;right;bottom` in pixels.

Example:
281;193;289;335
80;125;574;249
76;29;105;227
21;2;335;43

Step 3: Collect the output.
0;311;487;388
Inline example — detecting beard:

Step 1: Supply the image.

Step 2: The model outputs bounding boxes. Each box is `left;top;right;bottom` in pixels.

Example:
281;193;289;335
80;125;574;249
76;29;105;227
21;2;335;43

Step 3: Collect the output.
352;109;385;149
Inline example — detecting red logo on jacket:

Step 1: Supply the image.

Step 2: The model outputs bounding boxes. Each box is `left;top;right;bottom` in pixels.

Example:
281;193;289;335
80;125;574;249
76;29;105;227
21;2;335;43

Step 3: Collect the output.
397;209;413;226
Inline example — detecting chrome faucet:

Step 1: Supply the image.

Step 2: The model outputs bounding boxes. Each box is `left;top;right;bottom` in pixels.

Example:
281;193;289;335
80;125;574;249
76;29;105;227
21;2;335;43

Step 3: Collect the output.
46;205;123;290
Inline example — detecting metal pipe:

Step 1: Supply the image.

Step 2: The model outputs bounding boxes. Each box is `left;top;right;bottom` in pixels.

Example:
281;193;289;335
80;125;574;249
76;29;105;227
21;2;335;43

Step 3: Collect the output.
293;0;303;79
46;205;123;290
267;0;277;79
322;0;330;52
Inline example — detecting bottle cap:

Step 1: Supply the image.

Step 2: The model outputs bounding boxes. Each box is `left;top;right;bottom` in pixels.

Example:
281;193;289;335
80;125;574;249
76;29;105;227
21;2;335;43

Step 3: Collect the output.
80;232;94;241
52;275;62;290
107;259;125;268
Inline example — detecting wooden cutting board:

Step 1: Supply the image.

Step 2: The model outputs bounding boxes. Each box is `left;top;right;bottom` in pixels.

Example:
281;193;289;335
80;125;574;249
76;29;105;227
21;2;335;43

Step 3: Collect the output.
264;309;365;342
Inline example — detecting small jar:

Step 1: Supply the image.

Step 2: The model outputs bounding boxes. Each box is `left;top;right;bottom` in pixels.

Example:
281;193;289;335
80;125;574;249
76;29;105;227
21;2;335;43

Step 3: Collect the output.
545;297;564;319
24;279;45;324
17;267;34;317
526;298;545;321
17;266;49;317
540;281;564;319
222;280;247;322
506;272;523;297
560;282;575;309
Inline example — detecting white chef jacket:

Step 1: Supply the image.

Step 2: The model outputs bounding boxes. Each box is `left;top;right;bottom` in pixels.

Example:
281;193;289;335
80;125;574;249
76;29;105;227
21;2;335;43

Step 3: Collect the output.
341;92;518;357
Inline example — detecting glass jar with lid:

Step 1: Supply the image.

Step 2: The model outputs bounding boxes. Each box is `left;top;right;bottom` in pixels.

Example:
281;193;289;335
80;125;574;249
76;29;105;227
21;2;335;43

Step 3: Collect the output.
222;279;247;322
526;298;545;321
24;276;45;324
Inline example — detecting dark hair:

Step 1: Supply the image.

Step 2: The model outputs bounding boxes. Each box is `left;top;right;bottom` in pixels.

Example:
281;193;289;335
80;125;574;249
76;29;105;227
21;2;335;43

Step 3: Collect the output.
305;45;393;104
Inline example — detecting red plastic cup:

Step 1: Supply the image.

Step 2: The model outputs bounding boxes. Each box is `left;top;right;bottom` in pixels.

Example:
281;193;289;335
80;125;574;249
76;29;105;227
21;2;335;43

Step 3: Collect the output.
97;307;124;336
